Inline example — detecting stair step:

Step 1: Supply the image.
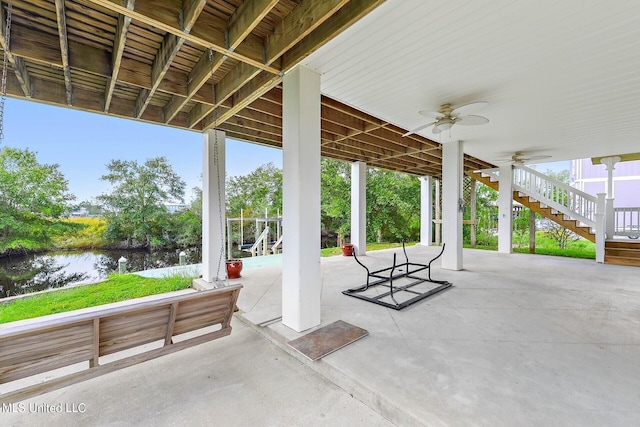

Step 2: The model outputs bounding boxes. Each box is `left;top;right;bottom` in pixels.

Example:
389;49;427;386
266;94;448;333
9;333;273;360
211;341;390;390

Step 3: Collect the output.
605;248;640;259
604;255;640;267
605;239;640;249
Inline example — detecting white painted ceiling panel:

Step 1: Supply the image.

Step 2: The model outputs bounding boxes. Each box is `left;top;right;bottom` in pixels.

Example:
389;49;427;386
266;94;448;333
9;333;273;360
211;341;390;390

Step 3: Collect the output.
303;0;640;166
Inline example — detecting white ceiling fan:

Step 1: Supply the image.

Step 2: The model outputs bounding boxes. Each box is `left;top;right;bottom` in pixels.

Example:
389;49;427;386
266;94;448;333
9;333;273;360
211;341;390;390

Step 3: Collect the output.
495;151;551;165
402;101;489;137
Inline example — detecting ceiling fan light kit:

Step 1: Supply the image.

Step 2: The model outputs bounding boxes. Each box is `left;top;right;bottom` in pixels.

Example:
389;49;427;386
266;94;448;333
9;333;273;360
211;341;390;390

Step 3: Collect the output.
496;151;552;164
403;101;489;137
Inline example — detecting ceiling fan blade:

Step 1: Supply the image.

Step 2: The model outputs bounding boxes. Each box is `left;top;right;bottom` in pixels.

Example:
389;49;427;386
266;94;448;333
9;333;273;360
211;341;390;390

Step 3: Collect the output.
418;109;444;119
452;101;488;116
524;155;552;161
432;125;444;134
402;121;436;137
456;115;489;126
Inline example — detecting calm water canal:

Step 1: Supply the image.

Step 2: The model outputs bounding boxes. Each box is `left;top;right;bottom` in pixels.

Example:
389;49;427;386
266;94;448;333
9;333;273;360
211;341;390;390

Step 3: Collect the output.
0;248;202;299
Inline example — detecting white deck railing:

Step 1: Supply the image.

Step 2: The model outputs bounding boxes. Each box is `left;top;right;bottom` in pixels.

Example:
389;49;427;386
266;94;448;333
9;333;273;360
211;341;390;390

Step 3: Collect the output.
614;207;640;238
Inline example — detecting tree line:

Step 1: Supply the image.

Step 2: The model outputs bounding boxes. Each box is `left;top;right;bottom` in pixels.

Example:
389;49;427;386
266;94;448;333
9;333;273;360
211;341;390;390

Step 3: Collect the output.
0;145;576;258
0;146;427;257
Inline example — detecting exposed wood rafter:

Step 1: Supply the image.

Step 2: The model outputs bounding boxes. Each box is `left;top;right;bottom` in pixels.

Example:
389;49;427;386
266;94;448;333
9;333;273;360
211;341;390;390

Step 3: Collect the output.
0;4;31;97
54;0;72;105
198;0;381;132
164;0;280;124
104;0;134;112
86;0;280;74
135;0;207;119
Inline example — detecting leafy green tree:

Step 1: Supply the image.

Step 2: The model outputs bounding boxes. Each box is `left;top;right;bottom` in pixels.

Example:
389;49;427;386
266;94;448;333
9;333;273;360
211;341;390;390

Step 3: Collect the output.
366;168;421;242
320;159;351;237
470;182;498;247
173;187;203;247
0;147;76;255
226;162;282;218
97;157;185;248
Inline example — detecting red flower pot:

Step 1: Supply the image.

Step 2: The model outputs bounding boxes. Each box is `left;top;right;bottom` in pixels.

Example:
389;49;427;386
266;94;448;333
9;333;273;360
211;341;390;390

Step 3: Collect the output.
225;259;243;279
342;244;354;256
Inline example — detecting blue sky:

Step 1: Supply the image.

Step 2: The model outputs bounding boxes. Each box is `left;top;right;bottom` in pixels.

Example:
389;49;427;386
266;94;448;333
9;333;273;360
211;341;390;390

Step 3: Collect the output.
3;98;283;203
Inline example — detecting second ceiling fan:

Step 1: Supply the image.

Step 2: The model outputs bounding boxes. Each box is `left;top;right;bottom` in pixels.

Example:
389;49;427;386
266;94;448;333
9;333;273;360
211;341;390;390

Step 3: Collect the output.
403;101;489;137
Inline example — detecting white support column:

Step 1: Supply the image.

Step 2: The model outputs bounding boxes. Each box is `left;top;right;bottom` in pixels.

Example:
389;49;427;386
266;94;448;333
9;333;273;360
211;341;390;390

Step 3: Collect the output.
498;164;513;253
441;141;463;270
351;161;367;255
282;65;321;332
595;193;606;263
600;156;620;238
420;175;433;246
202;129;226;282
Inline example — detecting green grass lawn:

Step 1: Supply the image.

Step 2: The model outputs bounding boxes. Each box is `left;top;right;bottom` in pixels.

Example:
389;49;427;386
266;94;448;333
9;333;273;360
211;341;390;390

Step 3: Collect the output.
0;274;193;324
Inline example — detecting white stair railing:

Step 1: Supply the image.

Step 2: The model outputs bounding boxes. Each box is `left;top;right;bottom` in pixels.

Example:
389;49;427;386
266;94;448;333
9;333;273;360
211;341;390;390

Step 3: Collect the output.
479;165;598;229
614;207;640;238
513;165;598;229
249;226;270;256
477;166;605;262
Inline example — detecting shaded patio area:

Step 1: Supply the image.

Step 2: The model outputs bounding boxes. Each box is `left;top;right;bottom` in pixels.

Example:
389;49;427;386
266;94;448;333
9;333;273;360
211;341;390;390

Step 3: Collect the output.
4;247;640;426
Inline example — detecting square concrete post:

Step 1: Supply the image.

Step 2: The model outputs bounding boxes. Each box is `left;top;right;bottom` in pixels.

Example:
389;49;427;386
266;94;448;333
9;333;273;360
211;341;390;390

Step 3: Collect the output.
282;65;321;332
595;193;606;263
600;156;620;238
420;175;433;246
202;130;226;282
351;161;367;255
498;164;513;253
442;141;463;270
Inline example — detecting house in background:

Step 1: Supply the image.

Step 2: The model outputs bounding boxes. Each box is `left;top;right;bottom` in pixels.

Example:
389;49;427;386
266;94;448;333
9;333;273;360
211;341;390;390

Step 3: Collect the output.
571;159;640;207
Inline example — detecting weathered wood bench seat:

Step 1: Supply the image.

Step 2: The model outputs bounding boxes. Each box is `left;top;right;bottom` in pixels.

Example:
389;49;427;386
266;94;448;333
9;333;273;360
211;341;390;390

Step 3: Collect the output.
0;284;242;403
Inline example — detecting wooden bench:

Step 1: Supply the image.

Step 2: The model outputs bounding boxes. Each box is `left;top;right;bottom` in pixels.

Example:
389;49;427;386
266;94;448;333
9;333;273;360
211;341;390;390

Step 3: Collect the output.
0;284;242;403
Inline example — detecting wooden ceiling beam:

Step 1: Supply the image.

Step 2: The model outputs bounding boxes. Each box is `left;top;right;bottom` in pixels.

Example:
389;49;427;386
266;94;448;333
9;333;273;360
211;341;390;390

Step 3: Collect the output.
236;106;282;128
197;0;380;133
0;6;32;97
321;106;367;132
8;24;202;102
86;0;279;75
228;0;279;51
135;0;206;118
265;0;348;65
54;0;72;105
104;1;133;112
223;115;281;138
322;144;430;174
245;97;282;117
218;127;282;149
218;122;281;145
282;0;385;70
199;69;281;129
163;49;223;123
164;0;279;124
135;33;184;118
321;95;385;126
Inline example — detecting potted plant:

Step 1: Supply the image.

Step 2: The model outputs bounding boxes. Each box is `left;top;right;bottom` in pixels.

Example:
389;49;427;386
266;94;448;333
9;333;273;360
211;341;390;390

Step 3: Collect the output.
341;243;354;256
225;259;243;279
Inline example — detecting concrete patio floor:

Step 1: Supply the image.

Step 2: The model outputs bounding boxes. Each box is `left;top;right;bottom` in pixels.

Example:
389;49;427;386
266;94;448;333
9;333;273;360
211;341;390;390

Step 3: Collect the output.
3;246;640;426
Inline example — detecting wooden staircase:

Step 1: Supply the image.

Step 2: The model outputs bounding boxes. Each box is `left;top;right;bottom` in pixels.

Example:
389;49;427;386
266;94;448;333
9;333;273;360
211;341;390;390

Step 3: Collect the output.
605;239;640;266
468;170;596;242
